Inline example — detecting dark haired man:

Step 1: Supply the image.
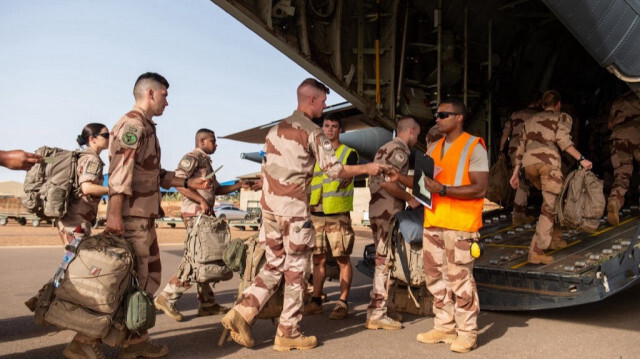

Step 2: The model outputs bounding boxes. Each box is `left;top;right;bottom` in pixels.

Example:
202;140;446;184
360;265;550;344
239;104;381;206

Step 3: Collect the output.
510;90;592;265
155;129;249;322
103;72;210;359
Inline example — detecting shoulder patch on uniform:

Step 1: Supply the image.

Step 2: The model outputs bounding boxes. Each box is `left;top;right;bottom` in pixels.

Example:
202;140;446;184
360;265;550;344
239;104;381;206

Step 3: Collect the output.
178;155;197;172
121;126;141;149
85;161;100;175
394;151;407;164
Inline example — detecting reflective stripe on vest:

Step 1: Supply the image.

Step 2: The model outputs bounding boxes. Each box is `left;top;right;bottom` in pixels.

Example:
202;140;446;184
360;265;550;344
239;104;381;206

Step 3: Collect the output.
309;144;356;213
424;133;485;232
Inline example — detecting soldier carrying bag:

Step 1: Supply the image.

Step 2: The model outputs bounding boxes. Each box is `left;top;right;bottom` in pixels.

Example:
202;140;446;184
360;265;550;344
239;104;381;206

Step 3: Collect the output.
22;146;80;219
486;156;515;206
184;214;233;283
554;168;605;233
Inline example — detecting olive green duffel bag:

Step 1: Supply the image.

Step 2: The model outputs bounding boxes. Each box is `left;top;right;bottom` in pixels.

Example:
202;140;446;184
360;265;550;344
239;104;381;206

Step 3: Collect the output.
124;283;156;334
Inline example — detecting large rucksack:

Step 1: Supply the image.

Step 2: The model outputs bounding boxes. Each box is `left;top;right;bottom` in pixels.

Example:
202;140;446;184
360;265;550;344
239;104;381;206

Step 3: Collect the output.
22;146;80;219
554;168;605;233
486;157;514;206
184;214;233;283
38;232;137;342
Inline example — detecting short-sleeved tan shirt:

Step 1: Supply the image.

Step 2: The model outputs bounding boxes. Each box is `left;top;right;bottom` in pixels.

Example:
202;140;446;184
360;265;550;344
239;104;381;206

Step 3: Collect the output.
175;148;220;217
369;137;410;221
503;108;538;154
260;110;343;217
59;149;104;227
108;107;176;219
514;110;574;169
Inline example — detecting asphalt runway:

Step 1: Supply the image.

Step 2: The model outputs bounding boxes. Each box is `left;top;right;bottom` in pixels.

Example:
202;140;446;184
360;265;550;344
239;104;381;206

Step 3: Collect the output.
1;239;639;358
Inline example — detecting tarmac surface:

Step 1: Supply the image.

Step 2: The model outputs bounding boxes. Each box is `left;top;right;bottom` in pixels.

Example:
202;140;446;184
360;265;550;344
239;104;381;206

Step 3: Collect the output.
1;223;639;358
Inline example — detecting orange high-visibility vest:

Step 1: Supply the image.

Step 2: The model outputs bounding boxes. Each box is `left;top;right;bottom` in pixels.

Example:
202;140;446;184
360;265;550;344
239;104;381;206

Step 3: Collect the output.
424;132;485;232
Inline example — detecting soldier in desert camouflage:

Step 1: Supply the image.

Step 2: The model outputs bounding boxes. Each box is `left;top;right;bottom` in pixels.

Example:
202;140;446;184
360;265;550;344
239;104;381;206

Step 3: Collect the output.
155;128;250;322
104;72;210;359
510;90;592;265
499;93;541;225
365;117;421;331
221;78;387;352
606;91;640;225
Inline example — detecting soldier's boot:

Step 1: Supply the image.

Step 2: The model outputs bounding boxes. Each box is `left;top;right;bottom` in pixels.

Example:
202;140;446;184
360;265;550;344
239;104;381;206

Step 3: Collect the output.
365;316;402;330
387;307;403;322
607;198;621;226
416;330;457;344
198;303;229;316
154;295;183;322
272;332;318;352
62;340;106;359
221;308;254;348
24;295;37;312
328;301;348;320
450;335;477;353
118;340;169;359
303;301;324;315
528;251;554;265
512;213;535;226
548;239;568;250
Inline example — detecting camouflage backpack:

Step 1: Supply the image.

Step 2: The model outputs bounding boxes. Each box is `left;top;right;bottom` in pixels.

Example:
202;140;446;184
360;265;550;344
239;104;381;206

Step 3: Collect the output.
486;157;514;206
554;168;605;233
184;214;233;283
22;146;80;219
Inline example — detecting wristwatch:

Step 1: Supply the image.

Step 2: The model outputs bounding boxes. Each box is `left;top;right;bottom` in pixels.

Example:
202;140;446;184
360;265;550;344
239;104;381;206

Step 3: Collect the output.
578;155;586;161
184;177;189;189
439;185;447;197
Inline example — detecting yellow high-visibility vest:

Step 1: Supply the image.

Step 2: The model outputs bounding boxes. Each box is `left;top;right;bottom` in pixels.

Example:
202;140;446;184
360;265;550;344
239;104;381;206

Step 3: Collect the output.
310;144;357;214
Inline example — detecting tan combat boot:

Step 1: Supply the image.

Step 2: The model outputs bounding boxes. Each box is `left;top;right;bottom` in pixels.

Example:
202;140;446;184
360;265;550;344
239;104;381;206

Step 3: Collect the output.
221;308;254;348
328;301;348;320
512;213;534;226
548;239;568;250
528;251;554;265
118;340;169;359
273;332;318;352
450;335;477;353
303;301;324;315
387;306;403;322
198;303;229;316
154;295;183;322
416;329;457;344
365;316;402;330
63;340;106;359
607;198;620;225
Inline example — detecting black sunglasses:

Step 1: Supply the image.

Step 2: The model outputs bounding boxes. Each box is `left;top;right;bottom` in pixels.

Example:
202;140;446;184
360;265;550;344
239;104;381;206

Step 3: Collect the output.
434;111;461;119
93;132;110;140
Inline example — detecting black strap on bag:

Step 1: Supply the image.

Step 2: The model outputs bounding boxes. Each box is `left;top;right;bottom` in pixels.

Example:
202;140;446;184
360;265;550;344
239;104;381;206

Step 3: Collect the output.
394;221;420;307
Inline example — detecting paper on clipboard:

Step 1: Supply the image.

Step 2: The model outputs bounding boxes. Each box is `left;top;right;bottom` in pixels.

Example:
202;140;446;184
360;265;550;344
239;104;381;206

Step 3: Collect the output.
413;152;435;209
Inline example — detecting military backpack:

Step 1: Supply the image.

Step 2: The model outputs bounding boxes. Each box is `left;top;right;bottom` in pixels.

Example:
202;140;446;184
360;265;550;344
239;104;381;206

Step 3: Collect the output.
184;214;233;283
554;168;605;233
22;146;80;219
486;157;514;206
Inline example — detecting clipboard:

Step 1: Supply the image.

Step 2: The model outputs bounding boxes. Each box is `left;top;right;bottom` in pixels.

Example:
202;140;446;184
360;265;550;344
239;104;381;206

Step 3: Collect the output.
413;152;434;209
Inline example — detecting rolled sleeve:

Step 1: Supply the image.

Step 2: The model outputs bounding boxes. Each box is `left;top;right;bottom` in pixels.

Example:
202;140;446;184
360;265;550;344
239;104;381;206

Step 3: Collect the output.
108;148;135;196
160;170;176;190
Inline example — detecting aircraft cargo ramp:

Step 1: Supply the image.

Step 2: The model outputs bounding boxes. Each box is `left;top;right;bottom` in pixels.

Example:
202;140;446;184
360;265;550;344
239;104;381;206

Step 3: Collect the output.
357;206;640;311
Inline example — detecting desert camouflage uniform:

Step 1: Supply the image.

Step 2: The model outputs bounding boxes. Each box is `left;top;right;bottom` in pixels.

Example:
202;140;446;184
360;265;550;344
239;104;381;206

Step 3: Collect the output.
514;110;575;254
367;137;410;320
232;110;342;338
159;148;222;308
423;227;480;337
503;108;537;214
57;148;104;243
108;107;176;297
608;92;640;207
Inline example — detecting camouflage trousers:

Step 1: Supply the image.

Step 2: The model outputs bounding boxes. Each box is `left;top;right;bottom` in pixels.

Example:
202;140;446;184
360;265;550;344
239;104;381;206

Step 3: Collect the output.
367;218;394;320
124;217;162;296
158;258;216;307
509;149;530;214
233;213;314;338
56;220;91;245
311;213;355;257
524;163;563;253
423;227;479;337
609;136;640;207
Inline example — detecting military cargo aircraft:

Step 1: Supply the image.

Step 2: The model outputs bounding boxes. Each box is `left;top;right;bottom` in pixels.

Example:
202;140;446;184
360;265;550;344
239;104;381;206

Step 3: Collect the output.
212;0;640;310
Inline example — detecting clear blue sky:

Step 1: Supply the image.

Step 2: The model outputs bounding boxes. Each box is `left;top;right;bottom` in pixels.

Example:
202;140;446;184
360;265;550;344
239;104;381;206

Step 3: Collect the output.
0;0;344;183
